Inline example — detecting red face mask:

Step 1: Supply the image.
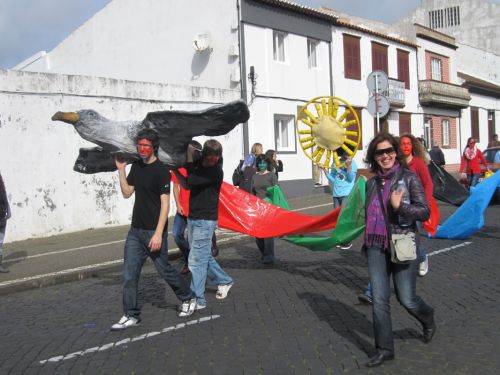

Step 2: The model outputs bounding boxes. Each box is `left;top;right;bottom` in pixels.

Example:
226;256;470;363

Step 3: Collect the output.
137;139;154;160
469;139;476;147
400;137;413;156
205;155;220;166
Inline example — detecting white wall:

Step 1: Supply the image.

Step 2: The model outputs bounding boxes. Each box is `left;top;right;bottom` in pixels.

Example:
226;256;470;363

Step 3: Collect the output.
457;43;500;85
331;27;419;149
0;69;241;242
242;24;331;180
19;0;240;91
416;37;458;83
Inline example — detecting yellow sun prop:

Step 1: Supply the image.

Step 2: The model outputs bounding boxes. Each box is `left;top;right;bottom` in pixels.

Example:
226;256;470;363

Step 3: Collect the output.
296;96;361;169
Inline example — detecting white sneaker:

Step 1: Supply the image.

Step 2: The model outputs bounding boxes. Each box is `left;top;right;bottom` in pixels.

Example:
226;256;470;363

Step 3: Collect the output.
216;283;233;300
419;256;429;276
178;298;196;317
195;302;206;310
111;315;140;331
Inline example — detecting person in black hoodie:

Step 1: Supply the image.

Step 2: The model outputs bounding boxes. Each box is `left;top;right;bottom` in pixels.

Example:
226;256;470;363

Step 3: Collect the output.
0;172;11;273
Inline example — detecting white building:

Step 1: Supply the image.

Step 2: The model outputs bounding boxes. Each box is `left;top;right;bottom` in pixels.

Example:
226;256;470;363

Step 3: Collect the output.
4;0;498;241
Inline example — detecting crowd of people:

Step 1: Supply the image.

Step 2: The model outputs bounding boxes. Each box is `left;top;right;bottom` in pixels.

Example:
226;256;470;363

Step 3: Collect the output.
1;128;498;368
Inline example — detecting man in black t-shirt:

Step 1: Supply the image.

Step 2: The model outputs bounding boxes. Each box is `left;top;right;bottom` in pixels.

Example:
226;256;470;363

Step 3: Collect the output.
173;139;233;310
111;129;195;331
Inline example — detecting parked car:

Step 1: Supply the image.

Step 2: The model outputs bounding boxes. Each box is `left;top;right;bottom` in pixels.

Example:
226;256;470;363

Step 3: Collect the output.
480;146;500;204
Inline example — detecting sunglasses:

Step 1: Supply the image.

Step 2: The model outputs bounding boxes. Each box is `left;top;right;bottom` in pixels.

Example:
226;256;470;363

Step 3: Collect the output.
374;147;395;158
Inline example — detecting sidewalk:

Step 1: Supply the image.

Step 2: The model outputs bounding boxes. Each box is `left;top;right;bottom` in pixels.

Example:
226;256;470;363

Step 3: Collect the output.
0;192;333;295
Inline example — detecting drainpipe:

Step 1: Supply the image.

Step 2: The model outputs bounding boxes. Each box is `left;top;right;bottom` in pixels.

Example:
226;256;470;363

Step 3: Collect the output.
237;0;249;157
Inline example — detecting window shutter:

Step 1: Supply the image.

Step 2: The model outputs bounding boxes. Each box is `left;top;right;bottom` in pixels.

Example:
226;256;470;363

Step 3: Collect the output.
397;49;410;89
399;112;411;135
343;34;361;80
371;42;388;74
471;107;480;142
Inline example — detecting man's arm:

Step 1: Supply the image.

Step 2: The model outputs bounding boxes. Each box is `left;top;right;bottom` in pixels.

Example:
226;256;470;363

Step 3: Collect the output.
149;193;169;251
172;182;186;216
115;157;134;198
172;169;189;189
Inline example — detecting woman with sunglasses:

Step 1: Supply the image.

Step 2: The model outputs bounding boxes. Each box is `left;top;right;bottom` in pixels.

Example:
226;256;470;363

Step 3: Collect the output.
459;137;490;189
363;133;435;367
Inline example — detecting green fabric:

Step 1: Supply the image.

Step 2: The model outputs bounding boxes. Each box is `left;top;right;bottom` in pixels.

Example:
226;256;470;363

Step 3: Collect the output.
282;178;366;251
264;185;290;210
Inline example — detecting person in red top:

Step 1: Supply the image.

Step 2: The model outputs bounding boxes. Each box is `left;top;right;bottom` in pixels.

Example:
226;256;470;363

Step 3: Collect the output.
171;140;219;275
400;134;433;277
459;137;490;189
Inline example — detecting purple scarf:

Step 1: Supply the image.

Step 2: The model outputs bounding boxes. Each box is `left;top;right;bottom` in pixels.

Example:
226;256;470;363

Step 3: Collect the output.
365;164;400;249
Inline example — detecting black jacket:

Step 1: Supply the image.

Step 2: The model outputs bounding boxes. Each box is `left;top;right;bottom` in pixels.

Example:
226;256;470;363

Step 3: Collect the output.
365;167;430;238
429;147;445;166
0;172;10;225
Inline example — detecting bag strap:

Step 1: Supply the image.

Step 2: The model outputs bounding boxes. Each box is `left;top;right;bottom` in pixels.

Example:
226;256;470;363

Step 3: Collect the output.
375;177;393;242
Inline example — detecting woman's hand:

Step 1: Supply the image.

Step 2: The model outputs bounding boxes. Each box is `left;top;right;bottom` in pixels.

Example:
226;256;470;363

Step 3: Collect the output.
390;189;403;210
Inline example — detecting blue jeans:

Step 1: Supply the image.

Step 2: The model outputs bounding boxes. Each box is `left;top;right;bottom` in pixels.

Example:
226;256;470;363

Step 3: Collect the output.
122;228;193;318
468;173;481;188
173;213;189;263
255;237;274;263
367;245;434;355
187;219;232;306
416;221;427;263
333;196;344;209
0;223;5;256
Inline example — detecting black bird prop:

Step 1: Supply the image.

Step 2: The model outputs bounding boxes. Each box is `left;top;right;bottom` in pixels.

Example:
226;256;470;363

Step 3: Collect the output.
52;100;250;173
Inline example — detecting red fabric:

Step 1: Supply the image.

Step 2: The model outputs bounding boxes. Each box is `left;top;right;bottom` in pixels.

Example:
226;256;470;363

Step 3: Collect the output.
459;149;488;175
423;198;439;237
170;168;190;216
407;157;439;235
407;157;433;202
218;182;340;237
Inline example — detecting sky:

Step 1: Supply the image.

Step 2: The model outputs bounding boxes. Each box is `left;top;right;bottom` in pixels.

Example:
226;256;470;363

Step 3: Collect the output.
0;0;497;69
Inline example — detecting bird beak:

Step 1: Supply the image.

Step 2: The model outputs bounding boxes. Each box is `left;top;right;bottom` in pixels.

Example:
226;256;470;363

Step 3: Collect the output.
51;111;80;125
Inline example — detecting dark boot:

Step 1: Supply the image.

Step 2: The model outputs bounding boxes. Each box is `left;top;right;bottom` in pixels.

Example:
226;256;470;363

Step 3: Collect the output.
0;255;9;273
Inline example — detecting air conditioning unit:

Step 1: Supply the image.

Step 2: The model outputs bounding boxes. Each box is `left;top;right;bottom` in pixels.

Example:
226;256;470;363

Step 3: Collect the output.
193;31;212;53
230;68;241;82
228;44;239;57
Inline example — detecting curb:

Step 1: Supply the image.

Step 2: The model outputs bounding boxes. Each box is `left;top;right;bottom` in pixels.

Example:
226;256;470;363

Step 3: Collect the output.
0;234;250;296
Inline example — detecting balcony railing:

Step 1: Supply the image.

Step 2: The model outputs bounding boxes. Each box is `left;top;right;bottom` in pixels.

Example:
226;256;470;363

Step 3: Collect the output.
382;78;405;107
419;80;471;109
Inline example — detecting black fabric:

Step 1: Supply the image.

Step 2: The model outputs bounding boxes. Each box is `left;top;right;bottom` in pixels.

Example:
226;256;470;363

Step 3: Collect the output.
232;160;244;186
428;161;468;206
0;172;10;225
429;147;445;166
186;161;223;220
239;166;257;193
126;160;171;230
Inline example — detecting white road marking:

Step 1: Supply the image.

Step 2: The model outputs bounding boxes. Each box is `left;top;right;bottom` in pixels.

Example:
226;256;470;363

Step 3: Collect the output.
0;260;123;287
38;315;221;365
428;241;473;257
3;240;125;264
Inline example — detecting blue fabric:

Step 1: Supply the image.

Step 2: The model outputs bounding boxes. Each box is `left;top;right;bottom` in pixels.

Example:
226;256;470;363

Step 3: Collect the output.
435;170;500;239
325;160;357;197
187;219;232;306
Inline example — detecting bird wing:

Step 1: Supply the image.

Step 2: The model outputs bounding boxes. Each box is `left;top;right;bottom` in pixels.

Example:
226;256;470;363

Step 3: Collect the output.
142;100;250;166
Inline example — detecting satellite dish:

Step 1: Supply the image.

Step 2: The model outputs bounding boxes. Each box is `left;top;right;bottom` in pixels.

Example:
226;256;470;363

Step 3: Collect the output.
193;32;212;53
